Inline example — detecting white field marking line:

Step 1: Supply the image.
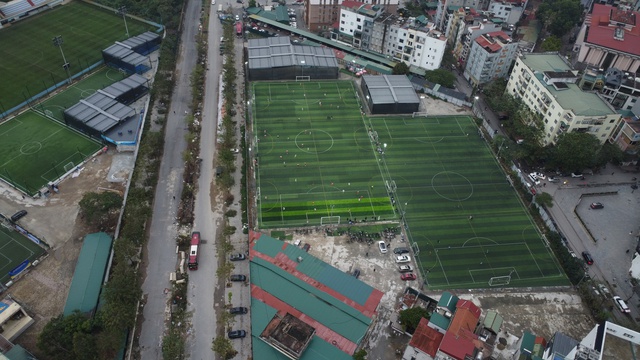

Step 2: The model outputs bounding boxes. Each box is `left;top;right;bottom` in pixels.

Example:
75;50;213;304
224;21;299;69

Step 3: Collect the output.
434;248;451;285
0;118;24;137
1;125;64;168
523;241;544;277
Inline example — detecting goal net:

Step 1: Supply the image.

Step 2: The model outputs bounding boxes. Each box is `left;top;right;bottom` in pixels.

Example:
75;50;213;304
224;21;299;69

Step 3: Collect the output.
63;161;75;173
320;216;340;225
296;76;311;82
488;275;511;286
412;111;428;118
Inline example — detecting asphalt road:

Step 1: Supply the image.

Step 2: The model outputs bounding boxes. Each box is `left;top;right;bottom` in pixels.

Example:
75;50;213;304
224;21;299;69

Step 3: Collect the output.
138;0;202;358
185;3;226;359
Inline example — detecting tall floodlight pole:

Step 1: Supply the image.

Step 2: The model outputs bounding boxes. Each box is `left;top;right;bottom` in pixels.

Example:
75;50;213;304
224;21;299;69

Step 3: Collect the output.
118;6;130;38
52;36;72;84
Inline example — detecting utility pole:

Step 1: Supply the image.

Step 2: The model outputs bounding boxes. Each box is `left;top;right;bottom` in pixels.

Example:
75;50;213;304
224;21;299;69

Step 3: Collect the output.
52;36;71;84
117;6;130;38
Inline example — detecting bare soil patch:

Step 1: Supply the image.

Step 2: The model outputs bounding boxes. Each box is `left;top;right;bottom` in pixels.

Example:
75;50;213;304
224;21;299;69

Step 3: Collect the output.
0;150;125;355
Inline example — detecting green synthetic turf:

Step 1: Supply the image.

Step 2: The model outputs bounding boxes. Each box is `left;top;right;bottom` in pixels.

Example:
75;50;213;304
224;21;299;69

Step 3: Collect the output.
367;115;567;289
0;225;46;285
0;1;153;111
252;80;567;289
252;81;397;228
0;111;102;195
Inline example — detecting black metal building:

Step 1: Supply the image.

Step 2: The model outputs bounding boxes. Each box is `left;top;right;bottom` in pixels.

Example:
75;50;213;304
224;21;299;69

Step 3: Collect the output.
360;75;420;114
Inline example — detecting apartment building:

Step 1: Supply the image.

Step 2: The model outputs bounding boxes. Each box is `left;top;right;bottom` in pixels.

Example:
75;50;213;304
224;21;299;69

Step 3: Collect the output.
336;4;447;71
575;3;640;74
463;31;517;86
434;0;484;33
487;0;526;25
305;0;399;32
452;21;502;66
506;53;621;145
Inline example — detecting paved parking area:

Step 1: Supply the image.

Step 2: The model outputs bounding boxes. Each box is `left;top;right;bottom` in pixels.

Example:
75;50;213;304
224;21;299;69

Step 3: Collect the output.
546;174;640;319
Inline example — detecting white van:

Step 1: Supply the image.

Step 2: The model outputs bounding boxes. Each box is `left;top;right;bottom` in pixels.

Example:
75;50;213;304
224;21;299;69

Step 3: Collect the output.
613;296;630;313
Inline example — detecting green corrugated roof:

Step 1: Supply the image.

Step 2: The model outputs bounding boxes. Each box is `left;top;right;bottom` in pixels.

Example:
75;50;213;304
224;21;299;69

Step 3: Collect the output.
250;258;371;342
483;310;503;334
63;232;112;315
248;14;396;68
3;345;36;360
437;291;459;312
250;298;351;360
522;54;615;116
275;5;289;22
429;312;451;330
520;331;535;352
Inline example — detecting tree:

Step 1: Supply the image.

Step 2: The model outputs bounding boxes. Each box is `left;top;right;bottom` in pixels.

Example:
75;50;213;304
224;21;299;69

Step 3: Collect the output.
212;336;237;359
536;0;582;37
551;132;601;172
535;192;553;208
78;191;123;231
392;62;410;75
594;142;624;168
248;0;256;7
353;349;367;360
541;35;562;52
38;311;96;360
425;69;456;88
398;307;430;333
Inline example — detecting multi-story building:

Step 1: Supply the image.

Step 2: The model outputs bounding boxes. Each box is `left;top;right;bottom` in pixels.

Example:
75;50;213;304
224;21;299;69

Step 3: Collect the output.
506;53;622;145
335;4;447;71
463;31;517;86
434;0;484;34
336;1;383;48
611;100;640;152
487;0;526;25
452;21;502;66
305;0;399;33
575;3;640;74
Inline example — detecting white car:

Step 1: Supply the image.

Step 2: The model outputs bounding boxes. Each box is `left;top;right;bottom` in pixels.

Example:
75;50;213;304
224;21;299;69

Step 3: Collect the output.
231;148;240;154
378;241;388;253
613;296;630;313
528;173;540;185
398;265;413;273
531;172;546;180
235;14;240;21
395;255;411;263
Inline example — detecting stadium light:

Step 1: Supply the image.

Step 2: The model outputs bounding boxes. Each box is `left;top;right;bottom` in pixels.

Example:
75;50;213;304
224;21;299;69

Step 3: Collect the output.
52;35;72;84
117;6;130;38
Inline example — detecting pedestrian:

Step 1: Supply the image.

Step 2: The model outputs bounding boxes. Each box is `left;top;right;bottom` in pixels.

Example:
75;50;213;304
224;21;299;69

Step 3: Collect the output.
173;196;175;199
373;268;376;272
612;172;615;175
365;252;368;257
543;182;546;187
626;249;630;253
469;215;473;220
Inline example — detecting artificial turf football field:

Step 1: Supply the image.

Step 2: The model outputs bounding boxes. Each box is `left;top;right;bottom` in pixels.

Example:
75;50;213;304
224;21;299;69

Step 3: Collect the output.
0;1;153;112
252;80;567;289
0;111;102;195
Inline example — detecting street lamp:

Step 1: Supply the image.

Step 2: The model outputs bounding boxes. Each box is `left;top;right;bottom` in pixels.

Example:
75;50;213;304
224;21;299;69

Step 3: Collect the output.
52;36;72;84
117;6;130;38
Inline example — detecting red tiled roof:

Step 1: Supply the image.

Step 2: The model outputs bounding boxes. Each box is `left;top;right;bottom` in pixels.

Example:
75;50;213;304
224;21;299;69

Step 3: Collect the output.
475;31;511;52
409;318;444;356
341;0;364;10
438;299;481;360
586;4;640;56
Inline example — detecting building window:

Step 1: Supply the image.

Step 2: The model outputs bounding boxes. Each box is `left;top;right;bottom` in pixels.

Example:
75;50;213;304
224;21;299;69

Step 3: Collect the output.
609;119;616;123
341;13;345;17
357;18;361;22
417;44;422;49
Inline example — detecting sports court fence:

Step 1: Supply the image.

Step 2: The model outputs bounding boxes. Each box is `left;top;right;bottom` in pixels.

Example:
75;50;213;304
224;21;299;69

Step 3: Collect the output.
0;60;105;121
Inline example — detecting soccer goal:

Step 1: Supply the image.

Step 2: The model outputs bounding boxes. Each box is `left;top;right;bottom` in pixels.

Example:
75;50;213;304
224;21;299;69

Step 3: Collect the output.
320;216;340;225
63;161;75;173
1;217;14;232
488;275;511;286
412;111;429;118
296;76;311;82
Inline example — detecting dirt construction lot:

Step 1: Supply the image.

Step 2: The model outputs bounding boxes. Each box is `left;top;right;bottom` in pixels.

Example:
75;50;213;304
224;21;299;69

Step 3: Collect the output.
286;228;637;360
0;150;127;354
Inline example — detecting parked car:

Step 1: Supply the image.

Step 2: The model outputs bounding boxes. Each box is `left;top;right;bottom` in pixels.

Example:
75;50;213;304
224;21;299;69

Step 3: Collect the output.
571;172;583;178
10;210;27;222
302;243;310;252
398;265;413;273
395;255;411;263
378;241;388;253
613;296;630;313
590;202;604;209
230;253;246;261
230;274;247;282
352;268;361;279
548;176;559;183
228;330;247;339
530;172;546;180
401;273;417;281
582;251;594;265
229;307;248;315
528;173;541;185
231;148;240;154
393;247;409;254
